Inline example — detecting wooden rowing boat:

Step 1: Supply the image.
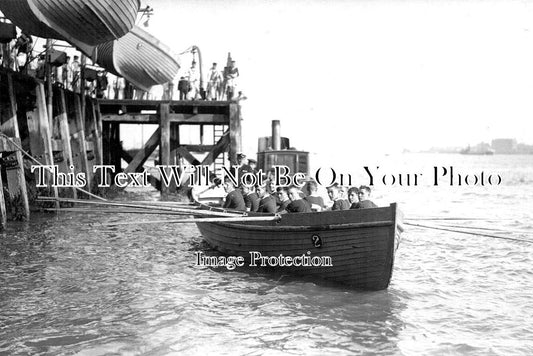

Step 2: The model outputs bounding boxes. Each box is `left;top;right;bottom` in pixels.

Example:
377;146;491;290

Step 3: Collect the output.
196;203;404;290
1;1;178;91
91;25;180;91
0;0;139;45
71;25;180;91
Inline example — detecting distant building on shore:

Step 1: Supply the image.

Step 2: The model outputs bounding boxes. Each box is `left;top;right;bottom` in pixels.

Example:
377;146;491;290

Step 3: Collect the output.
418;137;533;154
491;138;517;154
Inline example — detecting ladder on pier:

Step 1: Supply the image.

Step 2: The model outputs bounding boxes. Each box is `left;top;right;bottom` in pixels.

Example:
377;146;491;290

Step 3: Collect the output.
213;125;227;174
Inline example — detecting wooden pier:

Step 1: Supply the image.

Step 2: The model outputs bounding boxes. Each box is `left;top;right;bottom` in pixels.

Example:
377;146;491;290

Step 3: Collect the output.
0;67;242;228
99;99;242;196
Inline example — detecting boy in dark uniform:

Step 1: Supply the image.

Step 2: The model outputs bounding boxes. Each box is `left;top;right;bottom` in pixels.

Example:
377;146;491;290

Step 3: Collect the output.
276;187;291;212
304;180;325;212
222;178;245;211
352;185;378;209
286;187;312;213
256;183;276;213
178;76;190;100
328;184;350;211
242;184;260;212
347;186;360;209
266;179;281;209
247;158;258;174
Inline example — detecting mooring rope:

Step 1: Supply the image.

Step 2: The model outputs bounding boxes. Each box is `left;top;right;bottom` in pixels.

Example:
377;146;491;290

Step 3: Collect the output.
407;217;516;222
404;222;533;244
0;132;106;201
432;222;532;235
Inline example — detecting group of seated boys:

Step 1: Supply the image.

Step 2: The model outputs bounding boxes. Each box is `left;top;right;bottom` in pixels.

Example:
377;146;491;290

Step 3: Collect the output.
222;178;378;214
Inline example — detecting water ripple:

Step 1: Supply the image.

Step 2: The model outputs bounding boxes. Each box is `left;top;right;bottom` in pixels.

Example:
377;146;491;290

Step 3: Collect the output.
1;159;533;355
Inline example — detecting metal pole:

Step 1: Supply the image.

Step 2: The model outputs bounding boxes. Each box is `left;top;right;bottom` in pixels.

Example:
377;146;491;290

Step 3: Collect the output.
192;46;203;96
45;39;54;128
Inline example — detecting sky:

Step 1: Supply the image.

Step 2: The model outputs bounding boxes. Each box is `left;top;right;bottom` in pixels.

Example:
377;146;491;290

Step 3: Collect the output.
139;0;533;156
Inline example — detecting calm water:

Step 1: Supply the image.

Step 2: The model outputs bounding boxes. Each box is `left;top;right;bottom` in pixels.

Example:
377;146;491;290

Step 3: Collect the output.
1;154;532;355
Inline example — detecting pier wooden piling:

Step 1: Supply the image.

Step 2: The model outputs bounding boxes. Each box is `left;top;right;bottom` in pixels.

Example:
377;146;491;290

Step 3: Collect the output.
0;68;109;226
0;66;244;227
53;86;77;199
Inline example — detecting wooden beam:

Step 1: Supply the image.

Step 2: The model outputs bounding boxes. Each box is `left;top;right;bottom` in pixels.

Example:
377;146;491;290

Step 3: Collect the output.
169;113;228;124
27;83;59;201
122;128;160;174
102;121;112;165
98;98;232;108
86;99;103;166
201;131;230;166
111;123;121;172
101;114;158;123
55;87;76;199
159;103;170;197
57;89;75;167
101;113;228;124
120;147;134;164
94;101;103;166
228;103;241;165
0;168;5;229
170;123;180;165
71;93;91;190
110;127;161;192
177;144;215;152
175;147;201;166
0;136;21;152
176;132;230;187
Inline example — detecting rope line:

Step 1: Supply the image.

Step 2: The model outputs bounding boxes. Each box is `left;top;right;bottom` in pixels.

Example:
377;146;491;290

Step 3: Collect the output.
0;132;106;201
404;222;533;244
434;223;532;235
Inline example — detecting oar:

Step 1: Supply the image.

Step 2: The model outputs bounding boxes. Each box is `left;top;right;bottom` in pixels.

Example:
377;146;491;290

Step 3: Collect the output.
118;200;196;207
37;197;242;217
94;215;281;226
44;208;191;215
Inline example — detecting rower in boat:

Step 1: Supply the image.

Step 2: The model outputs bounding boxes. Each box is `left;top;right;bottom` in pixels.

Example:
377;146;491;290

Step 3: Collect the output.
242;185;260;212
348;186;360;209
256;183;277;213
222;177;246;211
304;180;325;212
327;183;350;211
276;187;290;213
286;187;312;213
352;185;378;209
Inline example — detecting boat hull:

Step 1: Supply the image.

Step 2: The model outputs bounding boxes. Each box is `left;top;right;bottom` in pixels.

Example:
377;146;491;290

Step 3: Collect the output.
94;26;180;91
196;204;403;290
0;0;139;45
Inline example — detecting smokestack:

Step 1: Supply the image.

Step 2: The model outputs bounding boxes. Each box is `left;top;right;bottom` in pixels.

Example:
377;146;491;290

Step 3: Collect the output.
272;120;281;150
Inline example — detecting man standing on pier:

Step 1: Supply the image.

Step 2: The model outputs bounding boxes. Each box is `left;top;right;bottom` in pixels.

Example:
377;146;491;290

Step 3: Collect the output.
206;62;222;100
187;61;200;100
224;60;239;100
70;55;81;92
177;77;189;100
